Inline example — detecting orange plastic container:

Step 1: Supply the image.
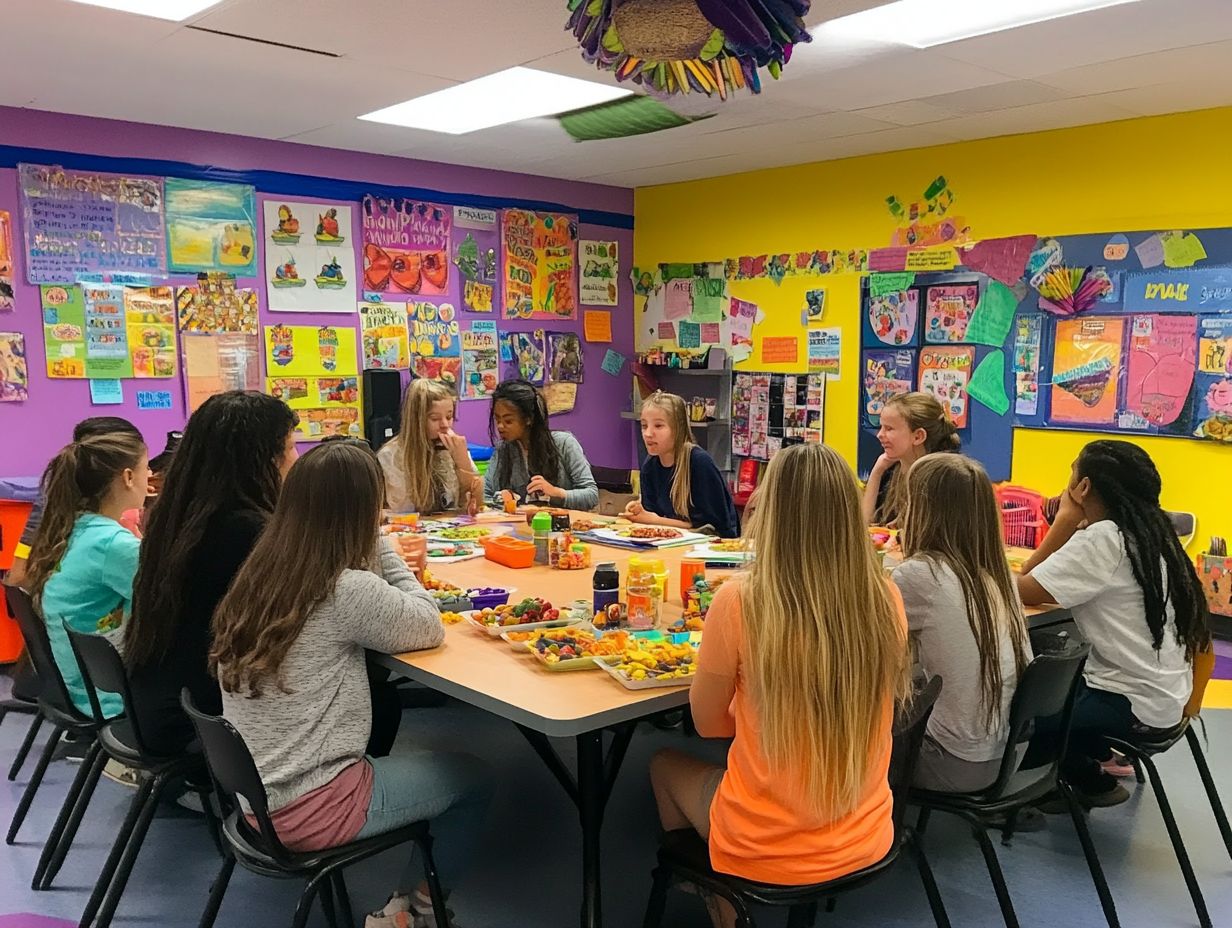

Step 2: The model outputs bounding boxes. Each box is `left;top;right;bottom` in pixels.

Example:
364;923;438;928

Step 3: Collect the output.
481;534;536;569
0;499;33;663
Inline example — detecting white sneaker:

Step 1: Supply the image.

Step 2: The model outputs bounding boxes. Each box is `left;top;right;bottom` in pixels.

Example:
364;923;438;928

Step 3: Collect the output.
102;759;140;788
365;894;412;928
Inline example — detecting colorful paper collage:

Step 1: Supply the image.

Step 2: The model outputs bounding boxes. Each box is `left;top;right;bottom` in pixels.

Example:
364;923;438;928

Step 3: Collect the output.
1050;317;1124;426
1192;371;1232;442
40;285;88;378
164;178;257;275
1122;314;1197;428
362;197;451;297
19;163;166;284
0;210;14;310
408;300;461;385
731;372;825;460
507;330;546;384
461;321;499;400
807;328;841;378
663;279;693;321
868;289;918;346
359;301;410;371
176;273;258;334
1012;314;1043;416
502;209;578;320
580;240;618;306
123;286;178;378
83;286;131;378
0;331;27;401
41;284;176;379
727;249;870;283
263;200;357;313
263;324;362;440
862;349;915;427
918;346;974;428
182;333;261;413
1198;316;1232;375
547;331;584;384
924;284;978;343
453;206;499;312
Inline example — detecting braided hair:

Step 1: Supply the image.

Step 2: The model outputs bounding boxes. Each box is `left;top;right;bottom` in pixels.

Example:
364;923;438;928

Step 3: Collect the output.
1076;440;1209;659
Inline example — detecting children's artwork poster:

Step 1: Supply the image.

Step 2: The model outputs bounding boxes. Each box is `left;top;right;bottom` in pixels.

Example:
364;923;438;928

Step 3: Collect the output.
413;355;462;388
461;321;499;400
453;206;499;312
924;284;978;343
547;331;585;384
362;197;451;297
41;285;88;378
1192;371;1232;442
1122;314;1197;429
0;211;14;310
543;381;578;416
862;349;916;427
580;240;618;306
408;301;461;360
41;284;175;379
663;278;693;322
0;332;28;401
732;372;825;460
918;346;975;429
359;301;410;371
506;329;546;384
690;277;724;323
164;178;257;276
502;209;578;320
1012;314;1043;417
263;200;357;313
176;273;258;334
181;333;261;413
18;163;165;284
1050;317;1124;426
728;297;756;349
868;289;919;346
807;328;841;378
263;324;362;440
82;286;132;378
123;286;178;378
805;289;826;323
1198;316;1232;375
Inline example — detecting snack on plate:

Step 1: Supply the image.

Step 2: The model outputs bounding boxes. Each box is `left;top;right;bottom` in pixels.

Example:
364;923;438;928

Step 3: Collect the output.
440;612;466;625
570;518;611;533
427;541;476;559
533;629;630;665
608;642;697;682
474;597;560;628
708;538;747;553
1006;551;1028;573
628;526;682;540
592;602;628;629
868;527;894;551
437;526;493;541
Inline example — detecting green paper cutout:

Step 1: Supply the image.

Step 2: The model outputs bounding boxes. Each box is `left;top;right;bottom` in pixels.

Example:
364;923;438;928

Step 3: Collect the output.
691;277;723;322
869;272;915;298
966;281;1018;347
967;350;1010;416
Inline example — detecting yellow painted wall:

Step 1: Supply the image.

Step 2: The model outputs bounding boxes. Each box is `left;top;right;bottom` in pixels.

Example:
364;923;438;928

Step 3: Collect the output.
634;107;1232;545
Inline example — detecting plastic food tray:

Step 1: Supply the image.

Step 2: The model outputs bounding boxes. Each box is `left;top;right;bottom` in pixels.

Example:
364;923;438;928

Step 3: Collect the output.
596;657;695;690
464;611;581;638
500;622;600;651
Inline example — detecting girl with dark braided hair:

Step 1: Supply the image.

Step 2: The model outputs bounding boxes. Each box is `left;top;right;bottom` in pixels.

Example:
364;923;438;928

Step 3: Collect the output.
1019;440;1209;805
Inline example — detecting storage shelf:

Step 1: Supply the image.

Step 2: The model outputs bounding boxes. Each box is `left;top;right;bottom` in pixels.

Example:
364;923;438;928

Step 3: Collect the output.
621;412;729;429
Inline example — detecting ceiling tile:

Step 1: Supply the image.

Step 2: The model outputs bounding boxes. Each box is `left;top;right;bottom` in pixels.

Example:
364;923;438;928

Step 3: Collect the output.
1099;83;1232;118
921;81;1072;115
940;95;1141;141
852;101;959;126
1035;39;1232;95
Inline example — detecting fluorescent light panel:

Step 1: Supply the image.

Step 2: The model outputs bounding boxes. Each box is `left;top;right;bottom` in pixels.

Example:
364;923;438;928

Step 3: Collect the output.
821;0;1144;48
359;67;633;135
67;0;223;20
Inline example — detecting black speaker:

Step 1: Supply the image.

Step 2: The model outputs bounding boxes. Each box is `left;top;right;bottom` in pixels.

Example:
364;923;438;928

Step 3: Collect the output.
364;370;403;451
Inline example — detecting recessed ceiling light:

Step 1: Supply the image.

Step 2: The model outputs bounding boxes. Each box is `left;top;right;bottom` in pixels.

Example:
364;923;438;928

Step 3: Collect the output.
818;0;1144;48
359;67;633;135
66;0;224;20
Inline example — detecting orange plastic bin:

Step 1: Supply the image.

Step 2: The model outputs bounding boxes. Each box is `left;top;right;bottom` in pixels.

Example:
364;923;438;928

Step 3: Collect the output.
0;499;33;663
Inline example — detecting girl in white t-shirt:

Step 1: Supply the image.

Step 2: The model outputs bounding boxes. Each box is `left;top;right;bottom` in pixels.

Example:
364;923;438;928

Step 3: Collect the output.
1018;440;1209;807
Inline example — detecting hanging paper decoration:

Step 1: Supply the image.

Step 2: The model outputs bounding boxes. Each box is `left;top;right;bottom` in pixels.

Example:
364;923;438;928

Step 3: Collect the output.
1036;265;1113;316
567;0;811;99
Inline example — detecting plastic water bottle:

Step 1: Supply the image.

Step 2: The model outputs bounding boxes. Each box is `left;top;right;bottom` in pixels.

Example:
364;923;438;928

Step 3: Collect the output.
532;511;552;565
592;562;620;615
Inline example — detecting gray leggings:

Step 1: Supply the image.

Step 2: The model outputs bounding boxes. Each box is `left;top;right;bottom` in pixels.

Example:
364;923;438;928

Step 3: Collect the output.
912;737;1006;793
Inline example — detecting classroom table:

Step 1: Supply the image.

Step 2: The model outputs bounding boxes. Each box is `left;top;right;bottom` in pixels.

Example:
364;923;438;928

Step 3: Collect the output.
375;520;1066;928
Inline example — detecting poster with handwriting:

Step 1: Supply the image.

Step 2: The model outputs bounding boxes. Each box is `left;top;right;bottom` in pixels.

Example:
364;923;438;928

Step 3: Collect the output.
182;333;261;413
580;240;618;305
461;320;499;400
1013;314;1043;417
1199;316;1232;375
918;346;974;428
83;286;132;378
165;178;257;275
19;163;165;284
362;196;450;297
41;285;88;377
1122;314;1197;429
1050;317;1124;426
263;199;357;313
924;284;978;343
453;206;499;312
359;301;410;371
502;209;578;320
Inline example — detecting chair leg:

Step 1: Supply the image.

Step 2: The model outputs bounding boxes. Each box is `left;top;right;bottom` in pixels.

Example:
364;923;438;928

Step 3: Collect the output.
908;831;952;928
415;833;451;927
291;876;325;928
916;806;933;836
1185;726;1232;861
319;872;341;928
92;772;174;928
786;902;818;928
198;786;225;858
331;871;354;928
1132;757;1145;785
1138;754;1212;928
8;712;44;781
1060;783;1120;928
6;724;63;844
34;739;105;889
78;773;157;928
967;813;1020;928
197;856;235;928
641;863;672;928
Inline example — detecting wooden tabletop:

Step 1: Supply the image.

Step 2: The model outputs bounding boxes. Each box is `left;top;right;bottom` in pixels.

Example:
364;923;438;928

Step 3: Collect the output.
377;519;1065;738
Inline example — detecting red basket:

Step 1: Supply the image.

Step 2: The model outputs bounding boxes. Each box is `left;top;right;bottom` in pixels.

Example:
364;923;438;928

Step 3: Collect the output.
995;485;1049;550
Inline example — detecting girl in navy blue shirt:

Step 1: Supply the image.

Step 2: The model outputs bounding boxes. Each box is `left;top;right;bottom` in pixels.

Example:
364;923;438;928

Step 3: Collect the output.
624;391;740;538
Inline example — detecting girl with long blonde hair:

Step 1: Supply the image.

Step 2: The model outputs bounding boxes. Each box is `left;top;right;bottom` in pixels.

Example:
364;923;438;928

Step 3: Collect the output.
650;442;909;923
623;391;739;537
862;391;960;526
895;454;1032;792
376;378;482;515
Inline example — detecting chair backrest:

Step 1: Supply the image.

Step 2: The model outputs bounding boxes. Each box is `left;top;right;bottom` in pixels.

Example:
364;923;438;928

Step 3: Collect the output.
889;674;943;828
1167;510;1196;546
180;689;298;868
62;624;153;750
983;643;1090;799
4;585;82;721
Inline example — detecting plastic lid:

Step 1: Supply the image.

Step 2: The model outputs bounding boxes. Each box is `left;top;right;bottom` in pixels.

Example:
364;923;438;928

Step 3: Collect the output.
531;511;552;529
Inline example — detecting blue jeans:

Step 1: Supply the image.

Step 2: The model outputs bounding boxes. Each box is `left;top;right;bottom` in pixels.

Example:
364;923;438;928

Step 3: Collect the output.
355;751;493;887
1025;679;1144;794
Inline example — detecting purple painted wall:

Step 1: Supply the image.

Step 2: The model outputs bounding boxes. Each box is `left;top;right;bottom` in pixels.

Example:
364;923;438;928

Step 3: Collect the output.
0;106;635;478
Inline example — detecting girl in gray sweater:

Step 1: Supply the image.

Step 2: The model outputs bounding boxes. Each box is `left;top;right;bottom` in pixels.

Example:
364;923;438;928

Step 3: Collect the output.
213;440;490;927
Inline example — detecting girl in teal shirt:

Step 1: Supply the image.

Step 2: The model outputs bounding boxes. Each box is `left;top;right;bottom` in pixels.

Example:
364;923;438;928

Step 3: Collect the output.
26;431;149;717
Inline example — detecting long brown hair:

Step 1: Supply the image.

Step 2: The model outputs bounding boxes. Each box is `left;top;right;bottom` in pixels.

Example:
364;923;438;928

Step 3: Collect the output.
26;433;147;602
397;378;456;512
900;454;1030;730
743;443;909;819
880;391;961;523
127;392;298;669
641;391;695;519
211;441;385;696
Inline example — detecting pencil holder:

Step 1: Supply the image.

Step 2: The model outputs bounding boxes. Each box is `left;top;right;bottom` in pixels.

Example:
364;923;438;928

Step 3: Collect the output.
1197;554;1232;617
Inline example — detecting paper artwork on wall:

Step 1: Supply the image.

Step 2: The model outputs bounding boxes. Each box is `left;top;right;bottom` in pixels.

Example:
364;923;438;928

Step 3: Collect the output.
264;200;357;313
165;178;257;275
502;209;578;320
362;197;451;298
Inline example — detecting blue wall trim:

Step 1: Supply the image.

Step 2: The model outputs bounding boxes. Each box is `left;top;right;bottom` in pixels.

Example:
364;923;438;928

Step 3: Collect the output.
0;143;635;231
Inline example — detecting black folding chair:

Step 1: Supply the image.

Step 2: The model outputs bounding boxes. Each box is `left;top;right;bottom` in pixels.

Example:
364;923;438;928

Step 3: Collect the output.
182;690;452;928
1;658;43;781
643;675;950;928
911;644;1119;928
4;586;101;854
63;626;215;928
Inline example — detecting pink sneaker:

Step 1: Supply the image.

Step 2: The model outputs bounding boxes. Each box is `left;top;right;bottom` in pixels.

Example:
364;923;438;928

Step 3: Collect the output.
1100;754;1136;778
